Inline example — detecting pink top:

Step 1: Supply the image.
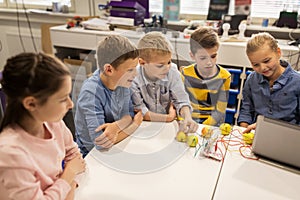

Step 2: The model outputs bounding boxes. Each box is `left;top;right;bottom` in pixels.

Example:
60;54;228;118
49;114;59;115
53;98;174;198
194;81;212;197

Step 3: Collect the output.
0;121;81;200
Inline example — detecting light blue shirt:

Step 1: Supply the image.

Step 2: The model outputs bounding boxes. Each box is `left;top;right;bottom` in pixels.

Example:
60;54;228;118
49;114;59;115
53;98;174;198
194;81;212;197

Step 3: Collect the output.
131;63;191;116
75;69;133;157
238;61;300;125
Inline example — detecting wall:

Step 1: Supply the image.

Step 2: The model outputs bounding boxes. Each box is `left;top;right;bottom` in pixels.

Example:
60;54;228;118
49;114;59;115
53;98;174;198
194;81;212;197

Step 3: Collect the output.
0;1;298;69
0;0;92;69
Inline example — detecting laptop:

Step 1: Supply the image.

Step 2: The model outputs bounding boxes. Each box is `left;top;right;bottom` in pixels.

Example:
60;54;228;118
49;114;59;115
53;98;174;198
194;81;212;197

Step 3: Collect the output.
252;115;300;173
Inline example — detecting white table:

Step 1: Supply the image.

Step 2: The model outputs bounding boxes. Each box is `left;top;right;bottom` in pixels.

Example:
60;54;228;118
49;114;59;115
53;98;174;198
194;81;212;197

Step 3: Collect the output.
75;121;223;200
213;127;300;200
75;123;300;199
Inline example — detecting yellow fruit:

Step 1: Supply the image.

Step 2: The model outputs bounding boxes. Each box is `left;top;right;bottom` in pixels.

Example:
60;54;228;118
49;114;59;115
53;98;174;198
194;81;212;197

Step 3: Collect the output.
176;131;187;142
219;123;232;136
201;126;213;138
243;132;255;145
187;135;198;147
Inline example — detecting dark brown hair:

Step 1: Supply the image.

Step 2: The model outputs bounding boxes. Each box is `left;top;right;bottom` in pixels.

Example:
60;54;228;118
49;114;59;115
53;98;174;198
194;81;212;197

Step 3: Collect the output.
190;26;219;55
0;52;70;131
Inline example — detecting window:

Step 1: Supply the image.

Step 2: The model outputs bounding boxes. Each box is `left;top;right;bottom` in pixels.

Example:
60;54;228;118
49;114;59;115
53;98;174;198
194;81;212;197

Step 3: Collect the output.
150;0;211;15
251;0;300;18
150;0;300;19
0;0;6;7
6;0;73;9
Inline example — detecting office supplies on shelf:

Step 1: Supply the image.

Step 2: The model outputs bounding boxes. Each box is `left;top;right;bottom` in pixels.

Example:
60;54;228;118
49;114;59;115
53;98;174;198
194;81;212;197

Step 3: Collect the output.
276;11;298;29
219;14;248;35
143;14;167;33
238;23;246;40
221;23;230;39
108;0;147;26
81;18;112;31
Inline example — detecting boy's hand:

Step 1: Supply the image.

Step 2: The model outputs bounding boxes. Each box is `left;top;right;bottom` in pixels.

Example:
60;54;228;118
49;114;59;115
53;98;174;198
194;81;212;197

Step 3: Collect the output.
167;104;177;122
133;110;143;126
94;122;121;148
179;116;198;133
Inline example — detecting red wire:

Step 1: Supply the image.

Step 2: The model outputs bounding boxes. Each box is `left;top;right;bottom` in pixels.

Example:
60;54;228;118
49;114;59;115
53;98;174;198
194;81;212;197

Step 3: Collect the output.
239;145;258;160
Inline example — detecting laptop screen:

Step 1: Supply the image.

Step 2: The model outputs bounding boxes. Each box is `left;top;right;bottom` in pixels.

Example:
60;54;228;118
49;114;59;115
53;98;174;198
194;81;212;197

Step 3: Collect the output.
252;115;300;170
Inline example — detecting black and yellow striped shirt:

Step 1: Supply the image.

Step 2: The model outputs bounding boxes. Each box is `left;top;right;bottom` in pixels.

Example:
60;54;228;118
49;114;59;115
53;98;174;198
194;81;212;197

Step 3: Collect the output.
181;64;231;125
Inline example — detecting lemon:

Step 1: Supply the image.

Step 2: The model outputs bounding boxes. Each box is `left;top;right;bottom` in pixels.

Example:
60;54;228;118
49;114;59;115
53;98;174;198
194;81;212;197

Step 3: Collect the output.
219;123;232;136
187;135;198;147
176;131;187;142
243;132;254;144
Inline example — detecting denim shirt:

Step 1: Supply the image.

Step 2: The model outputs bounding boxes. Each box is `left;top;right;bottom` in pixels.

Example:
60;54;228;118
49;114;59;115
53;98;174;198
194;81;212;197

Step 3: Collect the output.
238;61;300;125
75;69;133;156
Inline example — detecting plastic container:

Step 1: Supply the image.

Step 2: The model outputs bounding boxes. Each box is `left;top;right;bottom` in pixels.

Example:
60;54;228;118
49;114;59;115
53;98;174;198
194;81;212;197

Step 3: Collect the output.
228;89;239;106
225;108;236;125
227;68;242;88
246;70;252;76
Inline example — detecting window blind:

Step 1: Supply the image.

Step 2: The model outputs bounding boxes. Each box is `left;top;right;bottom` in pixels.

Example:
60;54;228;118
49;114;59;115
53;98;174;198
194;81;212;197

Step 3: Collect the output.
251;0;300;18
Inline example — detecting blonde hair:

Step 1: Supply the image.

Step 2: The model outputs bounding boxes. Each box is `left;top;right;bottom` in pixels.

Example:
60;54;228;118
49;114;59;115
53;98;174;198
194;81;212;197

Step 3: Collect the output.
137;32;173;62
246;32;278;55
190;26;219;55
97;35;138;72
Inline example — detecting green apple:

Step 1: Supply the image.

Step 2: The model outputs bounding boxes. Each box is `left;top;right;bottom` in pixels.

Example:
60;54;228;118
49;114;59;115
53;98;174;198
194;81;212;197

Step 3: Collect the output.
187;135;198;147
219;123;232;136
176;131;187;142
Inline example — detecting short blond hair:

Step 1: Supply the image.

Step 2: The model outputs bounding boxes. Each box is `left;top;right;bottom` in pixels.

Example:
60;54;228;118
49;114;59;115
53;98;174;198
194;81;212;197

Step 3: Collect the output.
246;32;278;55
137;32;173;62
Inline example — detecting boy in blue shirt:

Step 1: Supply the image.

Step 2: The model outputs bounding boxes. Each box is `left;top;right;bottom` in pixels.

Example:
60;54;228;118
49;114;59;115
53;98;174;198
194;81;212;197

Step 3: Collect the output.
75;35;142;157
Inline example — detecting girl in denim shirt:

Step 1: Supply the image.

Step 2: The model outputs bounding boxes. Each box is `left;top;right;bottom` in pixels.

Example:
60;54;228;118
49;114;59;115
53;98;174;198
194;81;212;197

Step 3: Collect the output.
238;32;300;132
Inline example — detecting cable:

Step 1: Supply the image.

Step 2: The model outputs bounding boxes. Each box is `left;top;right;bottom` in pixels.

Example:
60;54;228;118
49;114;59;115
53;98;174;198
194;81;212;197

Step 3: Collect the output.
22;0;37;52
210;130;233;200
288;28;297;41
16;1;26;52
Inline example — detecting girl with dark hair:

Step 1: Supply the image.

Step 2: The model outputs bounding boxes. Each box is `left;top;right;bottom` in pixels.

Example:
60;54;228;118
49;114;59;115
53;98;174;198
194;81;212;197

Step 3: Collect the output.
0;52;86;199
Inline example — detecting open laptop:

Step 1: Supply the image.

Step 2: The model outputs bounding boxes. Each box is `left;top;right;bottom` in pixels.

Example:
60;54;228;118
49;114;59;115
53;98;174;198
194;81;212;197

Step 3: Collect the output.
252;115;300;173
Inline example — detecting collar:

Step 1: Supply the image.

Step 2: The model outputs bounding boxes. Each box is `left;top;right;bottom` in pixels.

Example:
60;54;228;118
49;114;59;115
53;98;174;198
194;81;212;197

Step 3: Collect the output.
140;65;169;85
259;60;292;86
193;64;220;80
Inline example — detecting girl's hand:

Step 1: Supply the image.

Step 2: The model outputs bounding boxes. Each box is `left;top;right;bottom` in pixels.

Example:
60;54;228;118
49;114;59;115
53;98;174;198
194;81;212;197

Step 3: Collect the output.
61;155;86;185
64;154;86;175
242;123;256;134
